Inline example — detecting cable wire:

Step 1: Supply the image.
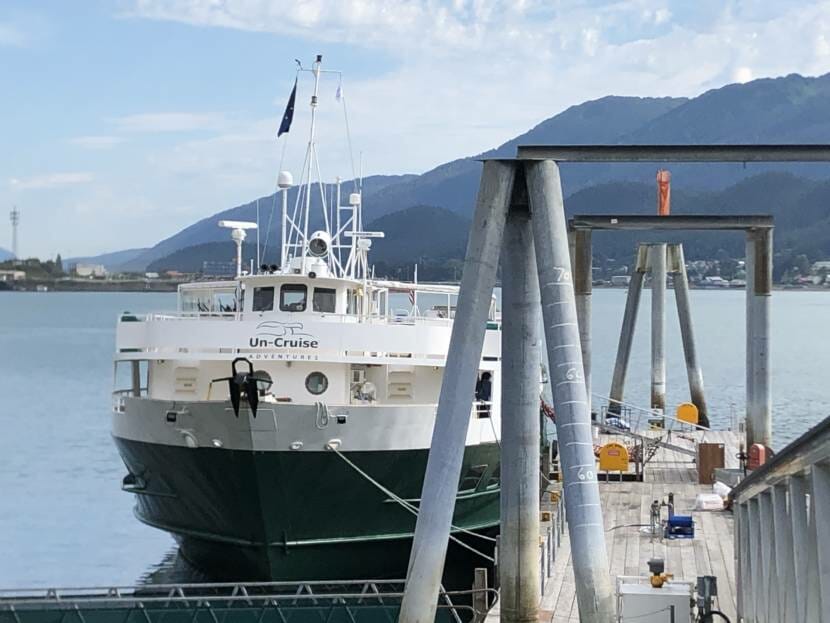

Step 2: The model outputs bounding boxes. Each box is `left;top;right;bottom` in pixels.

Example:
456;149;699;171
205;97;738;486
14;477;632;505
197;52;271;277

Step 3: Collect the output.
326;444;496;562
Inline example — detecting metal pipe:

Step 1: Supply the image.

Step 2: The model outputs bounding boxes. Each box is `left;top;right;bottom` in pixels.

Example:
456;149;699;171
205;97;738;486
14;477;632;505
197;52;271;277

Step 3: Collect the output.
516;144;830;162
500;206;541;623
669;244;709;427
745;229;772;448
608;246;648;415
570;214;774;231
398;160;514;623
573;229;592;417
650;244;667;413
525;160;614;622
281;189;288;268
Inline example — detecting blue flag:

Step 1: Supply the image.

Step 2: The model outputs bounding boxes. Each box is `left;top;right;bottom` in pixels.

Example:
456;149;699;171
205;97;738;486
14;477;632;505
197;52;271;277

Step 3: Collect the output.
278;78;297;137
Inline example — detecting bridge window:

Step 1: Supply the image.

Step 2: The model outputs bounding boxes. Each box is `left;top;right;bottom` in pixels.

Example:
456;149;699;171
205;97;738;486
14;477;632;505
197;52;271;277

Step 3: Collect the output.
252;287;274;312
313;287;337;313
280;284;308;312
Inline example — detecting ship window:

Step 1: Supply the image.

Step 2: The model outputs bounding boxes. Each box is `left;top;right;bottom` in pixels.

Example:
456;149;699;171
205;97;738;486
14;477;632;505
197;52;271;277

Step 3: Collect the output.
280;284;308;312
347;289;358;315
313;287;337;313
252;287;275;312
305;371;328;395
213;290;237;313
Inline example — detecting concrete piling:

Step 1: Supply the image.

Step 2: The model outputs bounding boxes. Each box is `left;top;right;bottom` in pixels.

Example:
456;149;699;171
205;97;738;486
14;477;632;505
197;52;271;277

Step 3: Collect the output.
500;204;542;623
650;243;667;413
608;246;648;416
398;160;514;623
525;160;614;622
669;244;709;427
745;229;772;449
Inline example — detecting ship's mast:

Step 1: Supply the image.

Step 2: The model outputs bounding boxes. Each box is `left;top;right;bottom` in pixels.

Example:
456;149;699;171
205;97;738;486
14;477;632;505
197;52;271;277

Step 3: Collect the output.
300;55;324;269
277;55;382;281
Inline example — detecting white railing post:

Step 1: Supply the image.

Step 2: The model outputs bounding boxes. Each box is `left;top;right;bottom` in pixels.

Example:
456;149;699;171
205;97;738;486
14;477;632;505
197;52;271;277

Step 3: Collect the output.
748;497;762;621
789;475;811;623
772;483;796;622
758;490;778;622
735;501;750;620
811;463;830;622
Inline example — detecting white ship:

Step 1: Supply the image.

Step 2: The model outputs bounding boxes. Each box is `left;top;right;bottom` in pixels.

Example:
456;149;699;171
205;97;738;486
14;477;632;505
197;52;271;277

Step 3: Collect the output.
111;56;502;581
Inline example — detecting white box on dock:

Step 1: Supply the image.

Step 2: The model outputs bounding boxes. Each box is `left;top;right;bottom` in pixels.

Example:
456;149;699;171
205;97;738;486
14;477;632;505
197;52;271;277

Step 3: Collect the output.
617;581;692;622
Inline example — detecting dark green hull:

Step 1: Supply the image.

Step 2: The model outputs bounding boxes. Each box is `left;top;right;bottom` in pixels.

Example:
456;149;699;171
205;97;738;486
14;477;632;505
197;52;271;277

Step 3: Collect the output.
115;438;500;584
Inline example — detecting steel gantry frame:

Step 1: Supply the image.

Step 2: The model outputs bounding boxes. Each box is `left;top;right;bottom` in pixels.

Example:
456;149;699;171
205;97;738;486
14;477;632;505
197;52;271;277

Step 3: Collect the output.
398;145;830;623
568;213;773;449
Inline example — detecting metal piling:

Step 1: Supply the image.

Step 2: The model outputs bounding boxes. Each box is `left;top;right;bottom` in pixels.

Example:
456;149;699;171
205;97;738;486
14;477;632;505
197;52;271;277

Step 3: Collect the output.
526;160;614;622
398;160;513;623
499;201;542;623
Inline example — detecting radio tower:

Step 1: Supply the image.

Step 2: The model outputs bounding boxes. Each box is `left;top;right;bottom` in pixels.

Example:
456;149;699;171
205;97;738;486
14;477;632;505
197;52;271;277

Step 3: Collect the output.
9;206;19;259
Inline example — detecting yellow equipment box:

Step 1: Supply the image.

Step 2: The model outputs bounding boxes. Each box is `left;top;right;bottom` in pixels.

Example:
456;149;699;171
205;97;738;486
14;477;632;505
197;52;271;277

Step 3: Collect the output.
598;442;630;472
676;402;699;425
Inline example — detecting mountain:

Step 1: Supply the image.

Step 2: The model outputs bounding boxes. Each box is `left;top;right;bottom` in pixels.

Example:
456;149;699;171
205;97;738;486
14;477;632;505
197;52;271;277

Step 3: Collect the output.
149;172;830;279
0;248;13;261
117;72;830;270
65;247;149;272
147;206;471;276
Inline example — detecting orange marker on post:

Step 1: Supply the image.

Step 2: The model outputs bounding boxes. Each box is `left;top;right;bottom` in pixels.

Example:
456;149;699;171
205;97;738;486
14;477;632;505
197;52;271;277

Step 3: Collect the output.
657;169;671;215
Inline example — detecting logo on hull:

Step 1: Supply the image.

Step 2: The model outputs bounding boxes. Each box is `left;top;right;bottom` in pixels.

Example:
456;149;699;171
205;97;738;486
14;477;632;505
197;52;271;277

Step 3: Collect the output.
249;321;319;349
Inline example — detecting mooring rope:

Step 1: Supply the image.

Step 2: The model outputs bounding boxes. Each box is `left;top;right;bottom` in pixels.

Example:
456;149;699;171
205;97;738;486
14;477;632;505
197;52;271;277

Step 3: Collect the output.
325;443;496;562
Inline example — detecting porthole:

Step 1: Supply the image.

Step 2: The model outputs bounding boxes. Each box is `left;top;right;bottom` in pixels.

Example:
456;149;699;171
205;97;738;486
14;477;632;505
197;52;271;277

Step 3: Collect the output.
305;371;328;395
253;370;273;394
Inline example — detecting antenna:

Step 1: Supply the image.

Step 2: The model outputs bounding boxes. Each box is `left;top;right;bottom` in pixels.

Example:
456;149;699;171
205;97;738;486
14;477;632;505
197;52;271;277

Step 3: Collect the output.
218;220;258;277
9;206;19;259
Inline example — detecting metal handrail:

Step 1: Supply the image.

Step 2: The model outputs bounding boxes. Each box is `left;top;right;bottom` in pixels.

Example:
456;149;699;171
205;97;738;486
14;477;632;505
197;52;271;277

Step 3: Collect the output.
730;413;830;622
0;581;497;617
593;394;711;432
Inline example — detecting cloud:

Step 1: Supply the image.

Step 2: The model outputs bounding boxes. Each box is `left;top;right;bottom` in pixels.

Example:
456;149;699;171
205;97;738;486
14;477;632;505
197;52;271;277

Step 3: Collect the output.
69;135;125;149
112;112;225;133
8;172;94;190
0;21;27;46
123;1;830;175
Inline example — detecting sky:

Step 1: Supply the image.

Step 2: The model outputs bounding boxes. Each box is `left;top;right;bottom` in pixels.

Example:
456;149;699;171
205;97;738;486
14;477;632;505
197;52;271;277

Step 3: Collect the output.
3;1;830;259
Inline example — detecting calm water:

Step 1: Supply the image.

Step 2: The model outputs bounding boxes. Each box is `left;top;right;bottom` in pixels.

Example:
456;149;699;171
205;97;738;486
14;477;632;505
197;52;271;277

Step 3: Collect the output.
0;289;828;588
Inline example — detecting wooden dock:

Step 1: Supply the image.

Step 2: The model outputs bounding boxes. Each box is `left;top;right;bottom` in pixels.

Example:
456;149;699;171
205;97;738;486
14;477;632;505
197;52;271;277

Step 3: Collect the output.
488;429;741;622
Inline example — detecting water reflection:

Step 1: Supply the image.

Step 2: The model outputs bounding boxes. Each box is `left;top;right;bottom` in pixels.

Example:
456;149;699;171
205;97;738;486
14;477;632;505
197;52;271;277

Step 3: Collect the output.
138;548;211;585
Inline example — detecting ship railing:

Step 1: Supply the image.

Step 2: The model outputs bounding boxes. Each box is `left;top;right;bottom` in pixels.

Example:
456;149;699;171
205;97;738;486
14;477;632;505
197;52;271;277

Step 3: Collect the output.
730;413;830;623
0;580;497;623
111;388;147;412
119;310;471;329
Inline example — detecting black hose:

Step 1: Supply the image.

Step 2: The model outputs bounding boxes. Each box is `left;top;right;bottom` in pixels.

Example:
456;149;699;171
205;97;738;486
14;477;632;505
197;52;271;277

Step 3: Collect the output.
699;611;731;623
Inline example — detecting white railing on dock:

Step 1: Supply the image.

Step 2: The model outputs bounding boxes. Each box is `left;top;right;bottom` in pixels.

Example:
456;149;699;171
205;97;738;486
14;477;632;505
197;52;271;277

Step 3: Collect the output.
730;414;830;622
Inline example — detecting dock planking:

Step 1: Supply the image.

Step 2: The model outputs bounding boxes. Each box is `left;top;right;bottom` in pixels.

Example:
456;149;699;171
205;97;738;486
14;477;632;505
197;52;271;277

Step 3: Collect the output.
486;429;739;622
